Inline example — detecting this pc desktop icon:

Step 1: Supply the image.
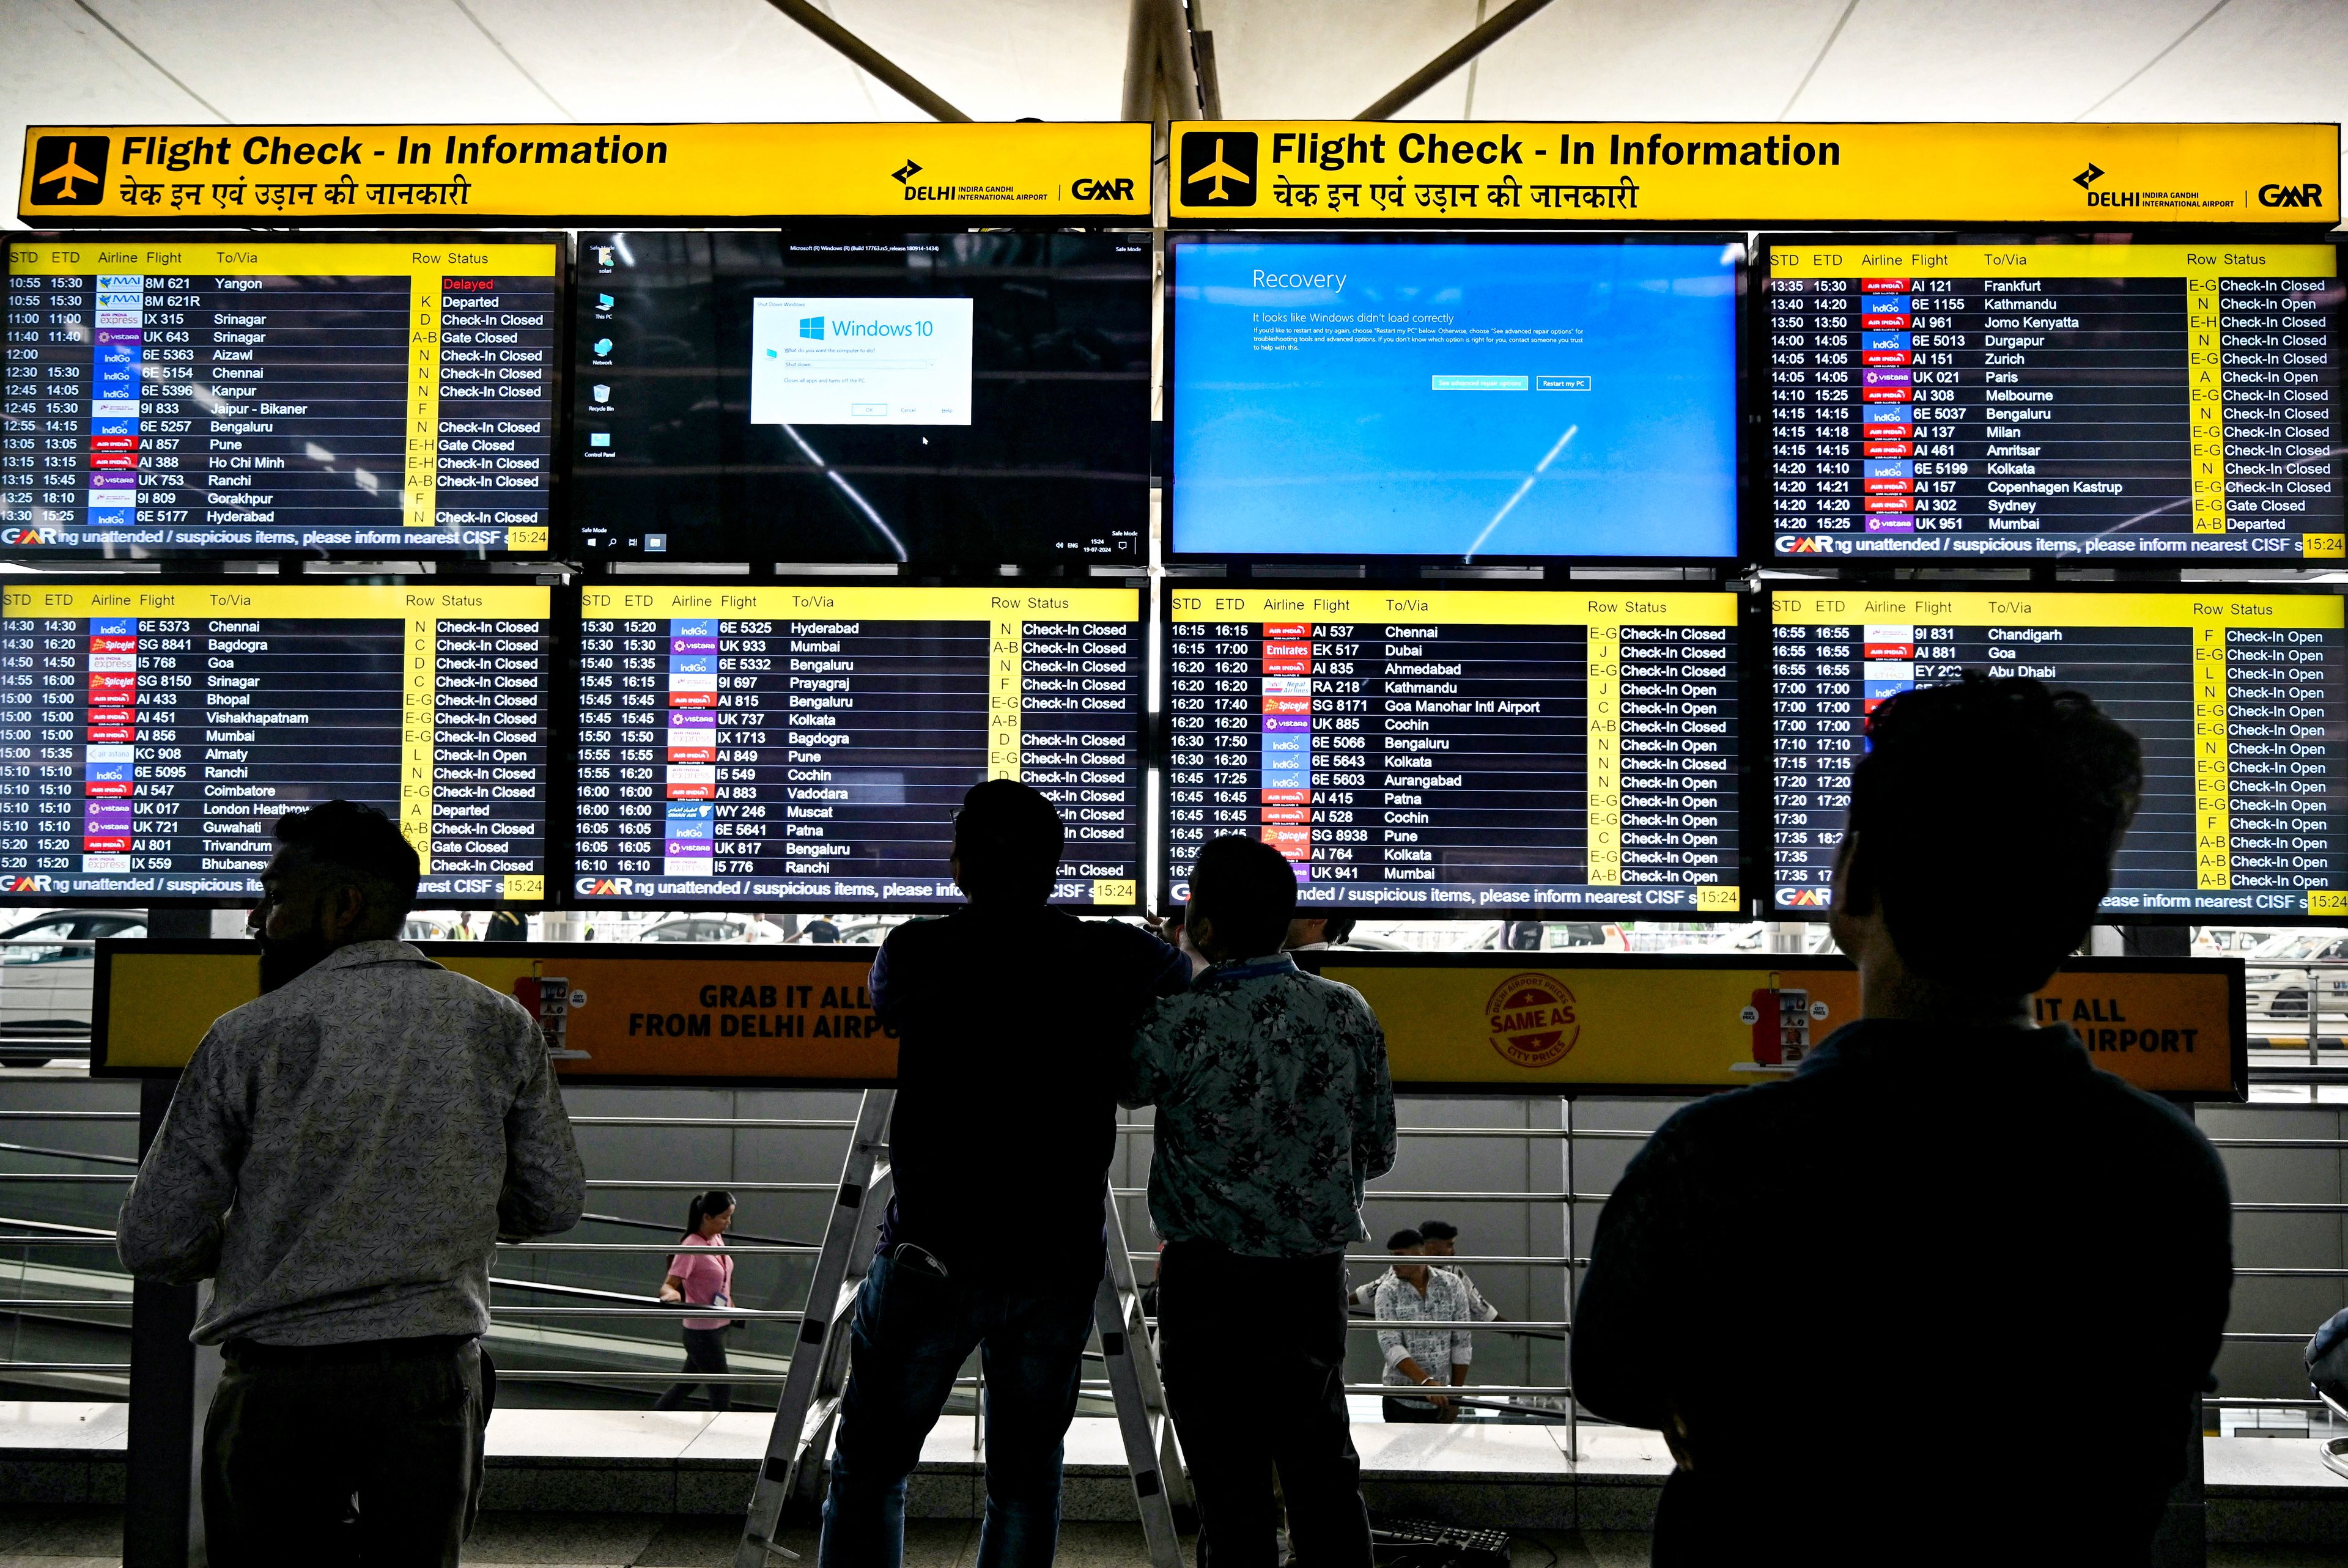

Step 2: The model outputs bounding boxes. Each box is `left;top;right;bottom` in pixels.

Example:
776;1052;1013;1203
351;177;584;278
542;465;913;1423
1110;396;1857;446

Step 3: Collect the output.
597;293;613;310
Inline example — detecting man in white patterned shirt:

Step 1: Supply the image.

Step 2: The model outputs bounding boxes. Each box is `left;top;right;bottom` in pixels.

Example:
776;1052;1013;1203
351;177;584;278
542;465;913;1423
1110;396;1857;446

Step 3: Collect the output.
1373;1228;1475;1424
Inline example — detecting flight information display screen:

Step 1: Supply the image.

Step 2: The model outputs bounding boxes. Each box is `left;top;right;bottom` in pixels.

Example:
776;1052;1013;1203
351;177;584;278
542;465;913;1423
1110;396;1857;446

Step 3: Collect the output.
3;237;558;558
1167;235;1740;562
1163;586;1744;915
0;581;553;905
1770;589;2348;921
570;583;1145;908
570;232;1151;567
1763;240;2342;562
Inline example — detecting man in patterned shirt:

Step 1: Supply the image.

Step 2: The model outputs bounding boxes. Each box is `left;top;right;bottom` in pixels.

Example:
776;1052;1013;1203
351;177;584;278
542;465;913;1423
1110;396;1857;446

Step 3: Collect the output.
1372;1228;1475;1423
1127;834;1395;1567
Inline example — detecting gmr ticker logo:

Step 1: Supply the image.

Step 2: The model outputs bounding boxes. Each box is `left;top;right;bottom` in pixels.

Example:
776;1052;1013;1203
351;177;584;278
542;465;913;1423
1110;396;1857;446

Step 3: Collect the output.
797;315;825;340
2259;182;2325;208
576;876;635;896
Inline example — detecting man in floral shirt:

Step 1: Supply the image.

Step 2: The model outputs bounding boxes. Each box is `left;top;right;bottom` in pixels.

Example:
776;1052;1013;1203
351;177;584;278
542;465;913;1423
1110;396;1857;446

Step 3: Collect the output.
1127;834;1395;1567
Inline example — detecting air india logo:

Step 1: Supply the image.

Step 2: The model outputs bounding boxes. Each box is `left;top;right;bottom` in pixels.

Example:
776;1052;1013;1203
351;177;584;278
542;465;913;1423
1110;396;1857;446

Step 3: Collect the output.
1485;974;1579;1069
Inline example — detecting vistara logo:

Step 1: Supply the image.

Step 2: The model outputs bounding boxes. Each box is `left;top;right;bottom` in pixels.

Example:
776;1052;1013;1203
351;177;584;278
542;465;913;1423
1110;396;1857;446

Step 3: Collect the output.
1485;973;1579;1069
2072;162;2105;191
892;159;923;184
29;136;108;206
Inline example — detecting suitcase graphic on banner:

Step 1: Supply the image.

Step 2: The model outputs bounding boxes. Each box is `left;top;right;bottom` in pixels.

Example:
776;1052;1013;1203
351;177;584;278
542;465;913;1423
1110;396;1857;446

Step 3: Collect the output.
1735;973;1810;1073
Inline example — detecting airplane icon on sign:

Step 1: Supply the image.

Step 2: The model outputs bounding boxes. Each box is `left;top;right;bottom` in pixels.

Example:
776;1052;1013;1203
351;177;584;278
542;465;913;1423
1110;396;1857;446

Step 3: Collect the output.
36;141;101;201
1187;138;1249;200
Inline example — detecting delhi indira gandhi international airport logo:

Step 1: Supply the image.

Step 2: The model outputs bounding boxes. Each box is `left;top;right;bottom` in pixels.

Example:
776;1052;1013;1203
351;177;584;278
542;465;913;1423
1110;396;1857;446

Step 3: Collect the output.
1180;130;1255;206
30;136;108;205
1486;974;1579;1069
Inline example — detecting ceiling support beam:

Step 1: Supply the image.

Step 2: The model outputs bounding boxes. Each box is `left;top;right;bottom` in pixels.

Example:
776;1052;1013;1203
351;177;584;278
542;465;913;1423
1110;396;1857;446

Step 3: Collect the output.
761;0;970;122
1357;0;1557;121
1122;0;1205;125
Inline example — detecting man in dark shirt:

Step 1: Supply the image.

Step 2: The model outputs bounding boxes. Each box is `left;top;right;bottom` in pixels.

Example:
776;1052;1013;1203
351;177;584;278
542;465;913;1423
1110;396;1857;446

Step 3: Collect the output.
1575;675;2232;1566
819;780;1188;1568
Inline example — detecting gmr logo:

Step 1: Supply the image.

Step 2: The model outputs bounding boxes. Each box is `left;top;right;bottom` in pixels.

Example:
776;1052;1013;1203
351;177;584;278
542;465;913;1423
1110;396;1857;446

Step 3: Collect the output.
575;876;634;896
0;528;62;547
1071;177;1134;201
5;877;53;895
2259;182;2325;208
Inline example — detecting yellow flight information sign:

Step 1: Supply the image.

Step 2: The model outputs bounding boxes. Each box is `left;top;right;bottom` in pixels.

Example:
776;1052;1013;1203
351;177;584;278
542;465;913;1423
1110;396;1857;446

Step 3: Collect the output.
1164;586;1741;916
1320;955;2243;1100
0;581;553;904
1764;242;2344;564
20;123;1151;222
1168;121;2339;224
6;237;556;556
572;584;1145;910
1769;588;2348;920
94;944;2243;1102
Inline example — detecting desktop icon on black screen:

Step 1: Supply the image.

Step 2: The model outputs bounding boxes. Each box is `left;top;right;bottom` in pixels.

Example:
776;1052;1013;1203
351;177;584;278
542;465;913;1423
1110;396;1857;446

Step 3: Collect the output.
1181;131;1255;206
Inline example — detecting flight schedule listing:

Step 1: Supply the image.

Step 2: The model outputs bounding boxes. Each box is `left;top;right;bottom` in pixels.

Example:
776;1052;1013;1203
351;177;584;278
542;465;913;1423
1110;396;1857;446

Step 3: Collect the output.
1164;587;1744;914
570;585;1145;908
0;583;552;903
4;239;557;556
1765;243;2341;561
1770;590;2348;920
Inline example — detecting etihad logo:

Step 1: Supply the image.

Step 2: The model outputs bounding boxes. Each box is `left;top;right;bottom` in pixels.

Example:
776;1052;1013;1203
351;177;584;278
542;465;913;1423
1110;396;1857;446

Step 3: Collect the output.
29;136;108;205
2259;181;2325;208
576;875;634;896
2072;162;2104;191
1485;973;1579;1070
891;159;923;184
1180;130;1255;206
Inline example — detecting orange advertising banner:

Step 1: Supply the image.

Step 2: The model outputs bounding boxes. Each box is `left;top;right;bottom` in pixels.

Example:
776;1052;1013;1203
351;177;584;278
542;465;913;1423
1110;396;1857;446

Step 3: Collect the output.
97;943;2243;1100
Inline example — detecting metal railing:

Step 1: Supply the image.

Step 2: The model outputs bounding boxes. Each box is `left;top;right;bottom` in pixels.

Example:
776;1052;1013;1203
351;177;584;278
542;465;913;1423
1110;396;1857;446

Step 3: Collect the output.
0;1086;2341;1454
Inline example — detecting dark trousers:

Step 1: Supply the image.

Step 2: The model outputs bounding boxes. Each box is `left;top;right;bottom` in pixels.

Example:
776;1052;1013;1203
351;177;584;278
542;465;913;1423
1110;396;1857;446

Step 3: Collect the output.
1157;1240;1372;1568
819;1251;1097;1568
202;1335;490;1568
1381;1397;1449;1424
654;1325;732;1412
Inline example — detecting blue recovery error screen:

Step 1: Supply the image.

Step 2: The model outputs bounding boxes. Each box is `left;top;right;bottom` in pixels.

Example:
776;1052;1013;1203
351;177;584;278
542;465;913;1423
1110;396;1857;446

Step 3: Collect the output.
1168;239;1740;561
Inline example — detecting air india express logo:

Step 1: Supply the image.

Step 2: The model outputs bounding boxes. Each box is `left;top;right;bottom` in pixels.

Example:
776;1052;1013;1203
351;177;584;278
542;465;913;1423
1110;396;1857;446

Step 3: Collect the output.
1485;974;1579;1069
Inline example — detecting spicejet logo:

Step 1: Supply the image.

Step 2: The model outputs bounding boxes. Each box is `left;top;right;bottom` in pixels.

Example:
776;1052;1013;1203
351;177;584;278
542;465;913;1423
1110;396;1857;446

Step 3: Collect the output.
2259;182;2325;208
1486;973;1579;1069
29;136;108;205
576;876;633;896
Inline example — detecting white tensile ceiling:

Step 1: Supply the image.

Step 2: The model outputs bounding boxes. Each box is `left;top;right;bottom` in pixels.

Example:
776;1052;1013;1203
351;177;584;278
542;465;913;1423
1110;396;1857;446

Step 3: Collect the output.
2;0;2343;224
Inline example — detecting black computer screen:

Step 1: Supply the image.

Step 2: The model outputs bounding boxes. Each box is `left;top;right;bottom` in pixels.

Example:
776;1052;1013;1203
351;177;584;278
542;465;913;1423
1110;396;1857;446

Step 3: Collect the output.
569;231;1151;567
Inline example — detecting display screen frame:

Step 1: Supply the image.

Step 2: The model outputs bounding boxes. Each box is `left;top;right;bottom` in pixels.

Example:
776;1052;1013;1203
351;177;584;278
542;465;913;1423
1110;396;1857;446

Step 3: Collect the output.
1162;228;1752;569
1153;574;1763;921
1760;578;2348;927
1751;228;2348;568
0;570;562;910
555;573;1154;916
563;224;1156;572
2;228;572;564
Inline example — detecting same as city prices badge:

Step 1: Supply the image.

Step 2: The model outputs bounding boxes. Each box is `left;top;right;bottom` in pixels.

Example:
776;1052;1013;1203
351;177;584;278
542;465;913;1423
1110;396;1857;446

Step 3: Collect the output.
1485;974;1581;1069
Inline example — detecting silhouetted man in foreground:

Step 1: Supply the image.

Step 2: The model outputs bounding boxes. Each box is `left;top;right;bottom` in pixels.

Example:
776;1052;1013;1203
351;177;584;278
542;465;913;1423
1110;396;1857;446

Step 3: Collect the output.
1575;677;2232;1566
119;800;584;1566
821;781;1189;1567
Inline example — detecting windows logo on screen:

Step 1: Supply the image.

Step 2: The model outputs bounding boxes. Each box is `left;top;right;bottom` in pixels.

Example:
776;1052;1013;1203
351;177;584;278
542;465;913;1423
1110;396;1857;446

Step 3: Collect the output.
798;315;825;341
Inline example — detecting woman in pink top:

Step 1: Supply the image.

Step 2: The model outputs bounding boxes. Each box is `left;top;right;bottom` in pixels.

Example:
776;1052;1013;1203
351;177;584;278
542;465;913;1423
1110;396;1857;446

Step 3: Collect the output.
655;1189;737;1412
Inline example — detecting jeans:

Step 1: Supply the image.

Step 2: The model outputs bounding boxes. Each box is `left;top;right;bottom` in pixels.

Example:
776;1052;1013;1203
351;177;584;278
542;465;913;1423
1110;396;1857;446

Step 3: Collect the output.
1157;1241;1372;1568
818;1251;1096;1568
654;1325;731;1412
202;1335;490;1568
1381;1397;1449;1424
